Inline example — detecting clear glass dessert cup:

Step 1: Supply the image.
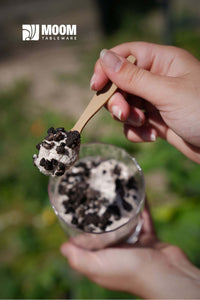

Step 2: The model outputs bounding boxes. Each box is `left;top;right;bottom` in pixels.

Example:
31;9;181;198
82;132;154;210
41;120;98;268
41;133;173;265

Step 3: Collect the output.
48;142;145;250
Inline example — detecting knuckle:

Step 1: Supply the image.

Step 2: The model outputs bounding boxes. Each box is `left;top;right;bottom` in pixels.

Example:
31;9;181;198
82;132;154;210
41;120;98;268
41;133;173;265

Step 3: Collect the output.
162;245;187;261
170;45;190;58
169;245;186;257
125;65;145;88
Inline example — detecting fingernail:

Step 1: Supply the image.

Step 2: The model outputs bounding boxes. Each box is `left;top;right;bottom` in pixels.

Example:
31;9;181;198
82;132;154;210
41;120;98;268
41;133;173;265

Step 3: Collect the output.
150;132;157;141
90;73;96;90
100;49;123;72
142;130;157;142
111;105;122;120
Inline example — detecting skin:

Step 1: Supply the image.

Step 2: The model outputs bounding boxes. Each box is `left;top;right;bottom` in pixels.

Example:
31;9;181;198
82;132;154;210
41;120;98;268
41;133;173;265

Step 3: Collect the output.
61;42;200;298
61;202;200;298
91;42;200;164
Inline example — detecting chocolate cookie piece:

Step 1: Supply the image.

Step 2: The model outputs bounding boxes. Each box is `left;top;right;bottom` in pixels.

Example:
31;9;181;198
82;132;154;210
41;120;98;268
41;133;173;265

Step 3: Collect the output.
113;165;121;176
71;216;78;225
47;127;56;135
121;199;133;212
40;158;46;167
58;184;66;195
42;141;54;150
84;213;100;226
56;144;69;155
127;176;138;190
115;178;125;197
107;204;121;220
54;131;65;142
44;159;53;171
36;143;41;150
65;130;80;149
45;133;54;141
100;219;113;231
56;127;65;132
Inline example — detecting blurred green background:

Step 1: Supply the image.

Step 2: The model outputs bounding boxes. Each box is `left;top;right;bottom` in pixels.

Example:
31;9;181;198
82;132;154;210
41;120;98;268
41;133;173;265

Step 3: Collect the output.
0;0;200;298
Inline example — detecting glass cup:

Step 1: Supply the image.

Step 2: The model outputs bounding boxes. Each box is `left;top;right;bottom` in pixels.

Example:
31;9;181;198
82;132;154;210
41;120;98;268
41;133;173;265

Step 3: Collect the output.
48;142;145;250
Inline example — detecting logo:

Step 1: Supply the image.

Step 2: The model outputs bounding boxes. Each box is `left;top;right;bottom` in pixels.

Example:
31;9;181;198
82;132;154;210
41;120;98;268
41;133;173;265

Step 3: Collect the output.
22;24;77;41
22;24;40;41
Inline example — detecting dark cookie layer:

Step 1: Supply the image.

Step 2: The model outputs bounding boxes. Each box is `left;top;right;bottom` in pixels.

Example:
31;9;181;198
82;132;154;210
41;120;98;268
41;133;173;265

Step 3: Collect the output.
65;130;81;149
58;158;138;233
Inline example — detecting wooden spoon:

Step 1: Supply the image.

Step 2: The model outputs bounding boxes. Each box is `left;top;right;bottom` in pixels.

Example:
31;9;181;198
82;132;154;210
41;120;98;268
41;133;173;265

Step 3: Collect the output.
72;55;136;133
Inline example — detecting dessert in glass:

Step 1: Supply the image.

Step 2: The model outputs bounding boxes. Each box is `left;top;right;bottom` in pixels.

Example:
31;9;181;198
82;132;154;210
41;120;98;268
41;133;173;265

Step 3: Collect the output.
48;142;145;250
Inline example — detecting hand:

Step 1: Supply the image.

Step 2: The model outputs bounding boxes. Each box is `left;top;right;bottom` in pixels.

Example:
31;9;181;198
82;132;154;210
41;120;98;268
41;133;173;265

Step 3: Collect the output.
90;42;200;164
61;202;200;299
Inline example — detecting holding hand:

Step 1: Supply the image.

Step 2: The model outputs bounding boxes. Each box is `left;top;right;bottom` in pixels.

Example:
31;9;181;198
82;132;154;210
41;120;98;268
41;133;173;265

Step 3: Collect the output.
61;202;200;298
90;42;200;163
60;42;200;298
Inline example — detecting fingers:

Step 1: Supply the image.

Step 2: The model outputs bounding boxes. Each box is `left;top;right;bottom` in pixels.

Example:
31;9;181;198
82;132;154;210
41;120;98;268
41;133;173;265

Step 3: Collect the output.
60;242;143;278
91;41;179;93
91;59;108;91
107;92;130;121
90;42;145;91
61;242;102;276
124;124;157;142
60;241;149;295
141;199;157;236
98;49;175;108
107;92;145;126
106;92;158;142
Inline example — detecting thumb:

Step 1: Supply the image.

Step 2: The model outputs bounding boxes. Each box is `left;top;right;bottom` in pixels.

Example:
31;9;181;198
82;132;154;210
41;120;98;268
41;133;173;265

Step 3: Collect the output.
60;241;149;295
100;49;174;107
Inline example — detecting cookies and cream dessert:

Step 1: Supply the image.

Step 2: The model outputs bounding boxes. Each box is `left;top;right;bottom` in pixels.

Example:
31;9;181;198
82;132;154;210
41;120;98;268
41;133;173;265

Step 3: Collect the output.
54;157;139;233
33;127;80;177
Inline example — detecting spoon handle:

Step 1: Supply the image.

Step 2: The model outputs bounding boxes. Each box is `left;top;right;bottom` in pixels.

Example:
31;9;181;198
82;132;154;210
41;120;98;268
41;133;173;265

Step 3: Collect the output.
72;55;136;133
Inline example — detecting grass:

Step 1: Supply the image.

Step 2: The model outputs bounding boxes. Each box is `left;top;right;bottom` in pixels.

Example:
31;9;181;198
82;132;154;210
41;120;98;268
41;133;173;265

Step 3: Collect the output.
0;12;200;298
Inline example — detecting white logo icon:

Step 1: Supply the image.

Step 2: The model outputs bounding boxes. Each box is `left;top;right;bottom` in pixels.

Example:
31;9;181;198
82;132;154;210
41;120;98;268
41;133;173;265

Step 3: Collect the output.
22;24;40;41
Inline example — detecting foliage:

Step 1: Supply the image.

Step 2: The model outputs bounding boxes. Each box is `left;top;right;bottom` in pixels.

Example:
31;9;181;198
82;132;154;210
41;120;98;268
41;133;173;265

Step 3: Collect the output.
0;8;200;299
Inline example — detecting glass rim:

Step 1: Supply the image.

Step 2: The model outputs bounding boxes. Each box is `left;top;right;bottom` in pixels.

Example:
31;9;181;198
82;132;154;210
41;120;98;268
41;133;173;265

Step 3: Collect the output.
49;142;145;235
